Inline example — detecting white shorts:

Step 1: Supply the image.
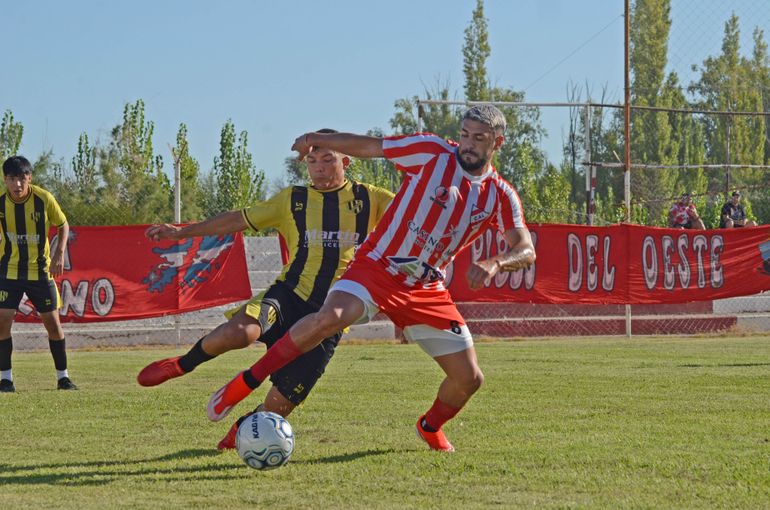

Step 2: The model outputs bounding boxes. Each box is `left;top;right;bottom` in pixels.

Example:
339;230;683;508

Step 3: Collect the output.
330;279;473;358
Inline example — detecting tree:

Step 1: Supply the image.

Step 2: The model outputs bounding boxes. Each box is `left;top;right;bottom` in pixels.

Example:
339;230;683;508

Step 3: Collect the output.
171;123;203;222
463;0;491;102
628;0;678;223
0;110;24;160
689;15;768;222
205;120;266;216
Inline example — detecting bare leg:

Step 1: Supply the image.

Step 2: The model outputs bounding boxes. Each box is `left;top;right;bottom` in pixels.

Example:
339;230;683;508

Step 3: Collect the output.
39;310;65;340
200;308;262;356
207;290;365;421
263;385;297;417
433;347;484;409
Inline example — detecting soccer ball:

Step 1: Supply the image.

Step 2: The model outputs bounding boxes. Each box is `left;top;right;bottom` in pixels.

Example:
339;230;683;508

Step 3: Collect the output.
235;411;295;470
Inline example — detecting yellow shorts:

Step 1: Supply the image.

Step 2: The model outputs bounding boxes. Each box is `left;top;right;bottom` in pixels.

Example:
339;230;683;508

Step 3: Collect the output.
223;289;267;321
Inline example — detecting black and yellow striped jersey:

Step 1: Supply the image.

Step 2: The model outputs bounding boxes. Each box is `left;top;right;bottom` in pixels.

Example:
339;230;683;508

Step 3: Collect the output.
0;184;67;281
242;180;394;307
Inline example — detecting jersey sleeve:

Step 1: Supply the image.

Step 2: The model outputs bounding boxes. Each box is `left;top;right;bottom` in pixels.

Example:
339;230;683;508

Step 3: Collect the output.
382;133;454;174
242;188;290;231
495;179;526;233
367;185;395;222
45;192;67;227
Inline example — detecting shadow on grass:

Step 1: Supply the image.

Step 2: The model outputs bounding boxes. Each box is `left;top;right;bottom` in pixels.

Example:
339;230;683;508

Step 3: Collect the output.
292;448;397;465
0;448;246;486
0;448;403;486
678;362;770;368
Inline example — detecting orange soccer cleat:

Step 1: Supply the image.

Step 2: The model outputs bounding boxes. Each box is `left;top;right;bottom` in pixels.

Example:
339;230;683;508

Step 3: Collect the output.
137;357;185;387
416;415;455;452
207;371;257;422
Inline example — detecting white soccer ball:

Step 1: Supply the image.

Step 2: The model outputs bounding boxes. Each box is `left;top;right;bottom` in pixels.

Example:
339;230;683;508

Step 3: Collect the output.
235;411;295;470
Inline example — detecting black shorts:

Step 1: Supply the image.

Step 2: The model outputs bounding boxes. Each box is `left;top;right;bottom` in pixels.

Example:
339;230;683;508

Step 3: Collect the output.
0;278;60;313
258;282;341;405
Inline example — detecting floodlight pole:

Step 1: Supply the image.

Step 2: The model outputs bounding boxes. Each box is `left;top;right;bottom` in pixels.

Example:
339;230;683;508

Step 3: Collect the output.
169;143;183;349
624;0;632;338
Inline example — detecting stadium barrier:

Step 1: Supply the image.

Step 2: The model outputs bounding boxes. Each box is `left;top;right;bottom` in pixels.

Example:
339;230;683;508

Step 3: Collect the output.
11;228;770;351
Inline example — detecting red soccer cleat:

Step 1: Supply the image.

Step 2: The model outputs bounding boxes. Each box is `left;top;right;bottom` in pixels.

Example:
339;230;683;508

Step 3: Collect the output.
416;415;455;452
207;371;256;422
137;357;185;387
216;418;242;450
216;406;262;450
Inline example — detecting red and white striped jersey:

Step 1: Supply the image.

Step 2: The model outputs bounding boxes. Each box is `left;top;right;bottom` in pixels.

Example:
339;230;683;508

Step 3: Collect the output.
356;133;527;288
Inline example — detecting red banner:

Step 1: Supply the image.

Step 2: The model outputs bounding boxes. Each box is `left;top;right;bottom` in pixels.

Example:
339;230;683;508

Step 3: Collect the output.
17;225;251;322
446;224;770;304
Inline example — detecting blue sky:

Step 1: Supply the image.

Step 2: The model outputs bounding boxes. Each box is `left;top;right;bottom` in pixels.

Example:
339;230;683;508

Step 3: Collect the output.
3;1;767;185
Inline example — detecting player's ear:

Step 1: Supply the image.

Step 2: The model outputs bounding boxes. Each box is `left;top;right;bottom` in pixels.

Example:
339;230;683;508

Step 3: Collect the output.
493;134;505;151
341;155;351;169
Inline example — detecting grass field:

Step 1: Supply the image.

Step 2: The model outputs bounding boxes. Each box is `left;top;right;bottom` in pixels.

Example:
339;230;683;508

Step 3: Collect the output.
1;336;769;509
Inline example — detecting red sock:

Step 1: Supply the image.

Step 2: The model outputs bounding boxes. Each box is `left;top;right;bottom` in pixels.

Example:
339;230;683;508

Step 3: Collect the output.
423;398;461;431
246;333;303;385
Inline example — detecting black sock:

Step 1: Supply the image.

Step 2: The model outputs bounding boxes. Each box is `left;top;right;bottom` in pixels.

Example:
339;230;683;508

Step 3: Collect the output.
421;417;438;432
49;338;67;371
178;337;216;373
0;337;12;371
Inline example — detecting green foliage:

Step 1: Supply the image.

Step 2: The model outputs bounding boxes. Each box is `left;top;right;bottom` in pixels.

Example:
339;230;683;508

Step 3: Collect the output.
203;119;266;216
462;0;491;101
172;123;203;222
0;110;24;160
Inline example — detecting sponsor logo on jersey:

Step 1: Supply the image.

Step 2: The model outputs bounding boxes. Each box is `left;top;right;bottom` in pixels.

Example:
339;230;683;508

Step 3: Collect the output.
5;232;41;244
386;255;444;283
29;211;41;222
304;229;359;248
430;186;450;209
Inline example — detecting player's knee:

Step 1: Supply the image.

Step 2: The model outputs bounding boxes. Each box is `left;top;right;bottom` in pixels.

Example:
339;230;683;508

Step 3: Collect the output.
456;368;484;394
220;322;254;349
313;307;347;336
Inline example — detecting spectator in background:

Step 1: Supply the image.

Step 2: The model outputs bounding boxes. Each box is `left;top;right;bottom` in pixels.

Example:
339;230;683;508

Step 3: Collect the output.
720;190;757;228
668;192;705;230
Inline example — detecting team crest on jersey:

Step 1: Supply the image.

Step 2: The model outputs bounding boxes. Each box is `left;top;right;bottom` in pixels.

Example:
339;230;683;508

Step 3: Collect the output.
470;203;490;224
143;235;235;293
0;290;7;302
430;186;450;209
293;201;304;211
29;211;41;222
347;199;364;214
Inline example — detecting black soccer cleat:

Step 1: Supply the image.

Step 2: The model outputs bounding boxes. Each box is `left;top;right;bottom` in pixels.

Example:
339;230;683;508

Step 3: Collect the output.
0;379;16;393
57;377;78;390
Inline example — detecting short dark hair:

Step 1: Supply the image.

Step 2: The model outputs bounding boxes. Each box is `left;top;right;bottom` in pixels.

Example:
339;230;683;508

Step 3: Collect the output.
315;128;338;134
732;190;741;197
463;105;507;135
2;156;33;177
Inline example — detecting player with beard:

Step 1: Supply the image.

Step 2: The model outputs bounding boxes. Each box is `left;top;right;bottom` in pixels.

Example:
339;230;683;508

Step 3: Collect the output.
206;105;536;452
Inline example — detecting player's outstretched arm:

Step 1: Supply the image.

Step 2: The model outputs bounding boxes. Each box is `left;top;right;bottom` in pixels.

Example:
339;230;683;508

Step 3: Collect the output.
145;211;248;242
465;227;536;290
291;132;384;161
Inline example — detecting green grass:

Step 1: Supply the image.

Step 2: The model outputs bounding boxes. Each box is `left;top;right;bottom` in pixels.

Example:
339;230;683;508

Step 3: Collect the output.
1;336;769;509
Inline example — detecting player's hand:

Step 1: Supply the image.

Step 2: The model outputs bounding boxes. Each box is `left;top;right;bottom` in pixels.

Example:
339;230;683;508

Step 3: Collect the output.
465;260;497;290
145;224;181;241
291;133;312;161
50;252;65;277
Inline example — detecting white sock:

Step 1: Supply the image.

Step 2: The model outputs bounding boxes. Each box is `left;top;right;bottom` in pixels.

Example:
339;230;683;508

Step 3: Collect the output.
56;369;69;380
1;369;11;381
